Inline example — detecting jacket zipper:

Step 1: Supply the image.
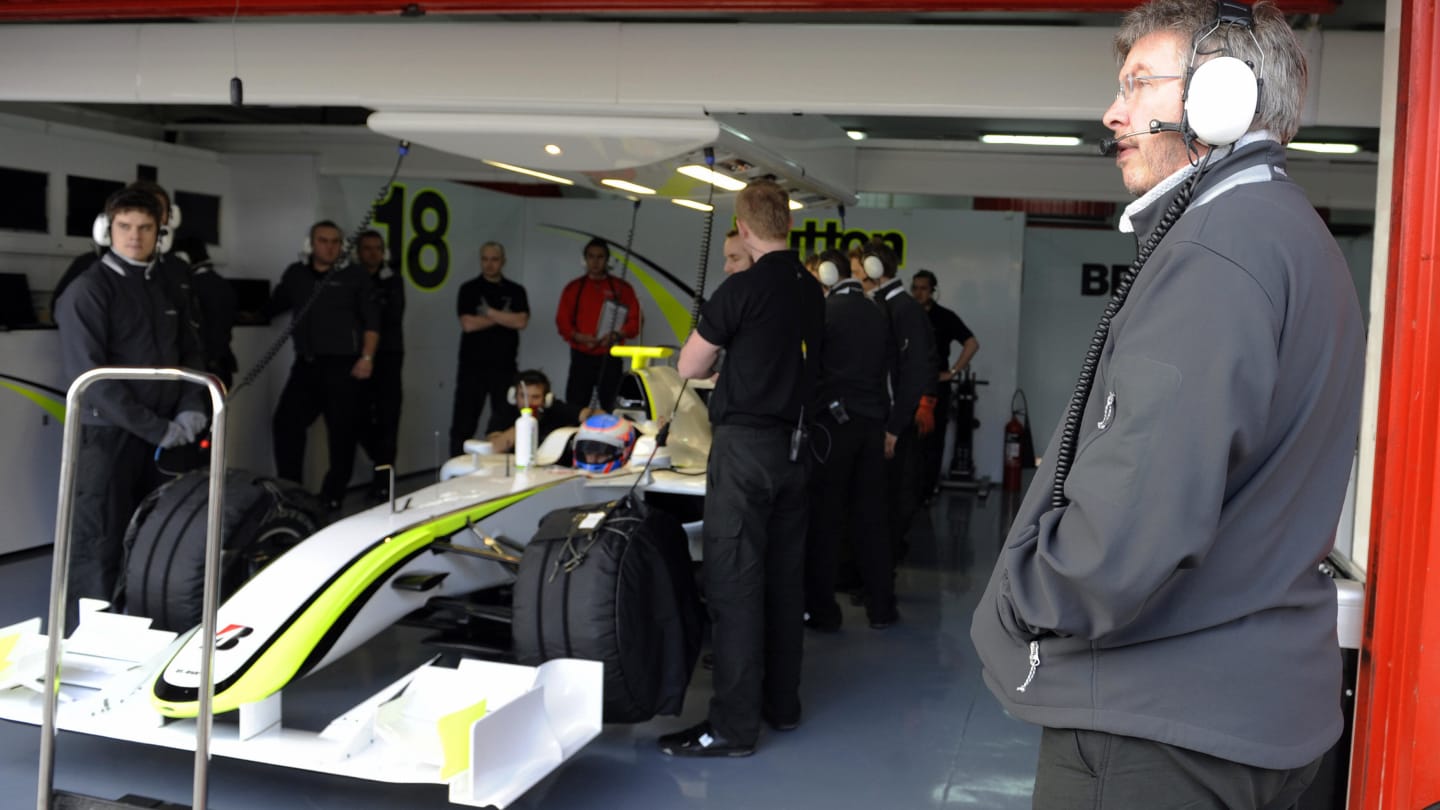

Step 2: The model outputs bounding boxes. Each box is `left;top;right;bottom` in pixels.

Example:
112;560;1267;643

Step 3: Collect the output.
1017;640;1040;693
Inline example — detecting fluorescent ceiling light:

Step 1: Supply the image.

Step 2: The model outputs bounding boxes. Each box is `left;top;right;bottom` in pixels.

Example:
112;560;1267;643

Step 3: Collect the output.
789;200;804;210
482;159;574;185
672;199;715;212
677;164;747;192
980;134;1083;147
1287;141;1362;155
600;178;657;195
845;129;868;141
544;143;563;156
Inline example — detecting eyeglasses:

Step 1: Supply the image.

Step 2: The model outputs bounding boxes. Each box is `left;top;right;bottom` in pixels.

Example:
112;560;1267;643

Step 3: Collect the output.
1116;73;1183;102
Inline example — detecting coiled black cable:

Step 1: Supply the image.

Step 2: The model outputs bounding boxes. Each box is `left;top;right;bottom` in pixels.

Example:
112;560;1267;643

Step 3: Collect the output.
228;140;411;399
688;148;718;331
1049;156;1210;509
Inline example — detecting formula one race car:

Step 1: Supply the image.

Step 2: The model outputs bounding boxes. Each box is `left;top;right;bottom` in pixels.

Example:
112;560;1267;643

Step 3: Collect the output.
0;347;712;809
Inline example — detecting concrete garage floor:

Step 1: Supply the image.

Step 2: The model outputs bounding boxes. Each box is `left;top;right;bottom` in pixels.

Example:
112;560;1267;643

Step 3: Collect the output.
0;487;1038;810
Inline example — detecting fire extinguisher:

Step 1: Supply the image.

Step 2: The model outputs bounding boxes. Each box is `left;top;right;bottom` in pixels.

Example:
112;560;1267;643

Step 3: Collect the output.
1004;413;1025;492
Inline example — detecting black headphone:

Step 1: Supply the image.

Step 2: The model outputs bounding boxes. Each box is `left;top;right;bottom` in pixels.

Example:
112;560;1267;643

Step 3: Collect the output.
1181;0;1264;147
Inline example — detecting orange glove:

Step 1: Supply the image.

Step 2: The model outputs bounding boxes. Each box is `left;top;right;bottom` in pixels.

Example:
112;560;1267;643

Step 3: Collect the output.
914;395;937;436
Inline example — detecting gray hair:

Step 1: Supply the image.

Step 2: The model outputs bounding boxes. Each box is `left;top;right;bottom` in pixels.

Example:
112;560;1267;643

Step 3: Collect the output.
480;241;506;260
1115;0;1307;144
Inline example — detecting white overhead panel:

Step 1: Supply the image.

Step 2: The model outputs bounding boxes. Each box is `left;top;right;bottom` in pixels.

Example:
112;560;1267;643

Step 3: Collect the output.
365;112;719;172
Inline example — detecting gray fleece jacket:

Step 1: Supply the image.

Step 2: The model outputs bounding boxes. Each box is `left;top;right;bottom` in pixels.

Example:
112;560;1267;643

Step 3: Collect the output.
970;140;1365;770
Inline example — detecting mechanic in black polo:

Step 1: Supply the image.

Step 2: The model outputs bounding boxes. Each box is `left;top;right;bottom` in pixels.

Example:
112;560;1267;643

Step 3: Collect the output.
267;220;380;511
662;180;825;758
354;230;405;501
863;240;937;566
804;248;897;632
911;269;979;496
449;241;530;457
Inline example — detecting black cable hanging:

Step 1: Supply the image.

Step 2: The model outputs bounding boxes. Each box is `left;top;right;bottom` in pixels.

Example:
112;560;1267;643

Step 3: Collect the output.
228;140;411;400
688;147;719;332
1049;152;1212;509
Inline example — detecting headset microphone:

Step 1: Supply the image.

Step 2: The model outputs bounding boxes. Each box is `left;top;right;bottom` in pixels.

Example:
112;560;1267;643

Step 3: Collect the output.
1098;120;1186;157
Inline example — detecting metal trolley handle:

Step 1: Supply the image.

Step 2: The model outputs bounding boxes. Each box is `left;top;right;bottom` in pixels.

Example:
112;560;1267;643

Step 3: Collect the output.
37;366;229;810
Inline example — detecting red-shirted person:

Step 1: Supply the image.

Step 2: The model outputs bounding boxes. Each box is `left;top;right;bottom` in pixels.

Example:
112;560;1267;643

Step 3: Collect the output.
554;237;642;410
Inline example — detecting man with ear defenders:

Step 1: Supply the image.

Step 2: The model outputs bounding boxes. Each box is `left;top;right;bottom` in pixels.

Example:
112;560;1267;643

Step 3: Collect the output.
53;180;183;314
483;369;592;453
55;187;209;630
971;1;1364;806
861;239;937;566
803;248;896;631
354;230;405;500
267;220;381;511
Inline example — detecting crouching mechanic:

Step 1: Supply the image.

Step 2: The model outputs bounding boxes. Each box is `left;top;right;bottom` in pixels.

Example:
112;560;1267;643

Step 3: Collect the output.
484;369;595;454
55;188;209;629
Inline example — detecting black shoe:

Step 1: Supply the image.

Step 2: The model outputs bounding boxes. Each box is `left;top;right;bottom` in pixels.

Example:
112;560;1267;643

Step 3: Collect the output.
701;652;715;670
658;722;754;758
764;712;801;732
869;609;900;630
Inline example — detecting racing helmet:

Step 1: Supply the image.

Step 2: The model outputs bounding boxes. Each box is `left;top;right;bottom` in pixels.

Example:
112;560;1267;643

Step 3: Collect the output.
572;414;637;473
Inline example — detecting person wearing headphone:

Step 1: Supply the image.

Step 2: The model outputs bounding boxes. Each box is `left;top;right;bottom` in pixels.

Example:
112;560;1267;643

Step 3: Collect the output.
723;228;753;276
54;187;208;631
554;238;642;411
52;180;183;313
910;269;979;496
482;369;592;454
858;239;937;568
803;248;896;632
971;1;1365;806
662;180;825;758
449;241;530;457
354;230;405;501
266;220;380;512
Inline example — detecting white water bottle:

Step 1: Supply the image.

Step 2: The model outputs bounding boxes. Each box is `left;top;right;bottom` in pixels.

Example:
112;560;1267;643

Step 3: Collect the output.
515;407;538;469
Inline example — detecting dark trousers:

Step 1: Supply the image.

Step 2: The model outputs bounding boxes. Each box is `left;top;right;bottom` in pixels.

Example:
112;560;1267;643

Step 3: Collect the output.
805;415;893;626
449;361;515;457
565;349;623;411
359;351;403;473
703;425;809;745
921;385;951;495
70;425;163;630
1034;728;1323;810
887;426;924;564
273;356;364;504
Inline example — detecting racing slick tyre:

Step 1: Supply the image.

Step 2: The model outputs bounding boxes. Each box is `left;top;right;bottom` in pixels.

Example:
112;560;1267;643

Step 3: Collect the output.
120;469;327;632
513;495;704;723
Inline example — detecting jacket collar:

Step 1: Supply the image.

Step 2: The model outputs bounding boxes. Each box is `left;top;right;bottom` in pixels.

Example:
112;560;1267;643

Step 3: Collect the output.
831;278;865;296
1121;131;1285;240
102;250;156;280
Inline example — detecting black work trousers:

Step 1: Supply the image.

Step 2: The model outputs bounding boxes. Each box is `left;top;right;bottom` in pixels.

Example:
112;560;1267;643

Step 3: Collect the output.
359;351;403;473
805;415;893;626
273;355;364;504
449;361;514;457
703;424;809;746
887;425;924;565
1033;728;1322;810
565;349;623;412
70;425;163;631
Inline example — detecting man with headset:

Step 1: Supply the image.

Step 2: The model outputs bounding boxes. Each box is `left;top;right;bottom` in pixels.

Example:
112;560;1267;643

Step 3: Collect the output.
554;238;642;411
483;369;593;454
910;269;979;496
267;220;380;512
803;248;895;632
355;230;405;500
450;241;529;456
55;187;208;630
860;240;937;568
971;1;1364;806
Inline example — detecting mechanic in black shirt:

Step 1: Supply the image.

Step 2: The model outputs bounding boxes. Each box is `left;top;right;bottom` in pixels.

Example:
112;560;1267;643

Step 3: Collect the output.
911;269;979;495
857;240;937;566
354;230;405;500
55;188;208;629
449;241;530;456
803;249;897;631
266;220;380;510
661;180;825;758
482;369;592;453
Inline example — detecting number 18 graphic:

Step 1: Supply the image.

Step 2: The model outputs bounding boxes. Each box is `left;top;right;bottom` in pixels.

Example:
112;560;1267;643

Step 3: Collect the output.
371;184;452;291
